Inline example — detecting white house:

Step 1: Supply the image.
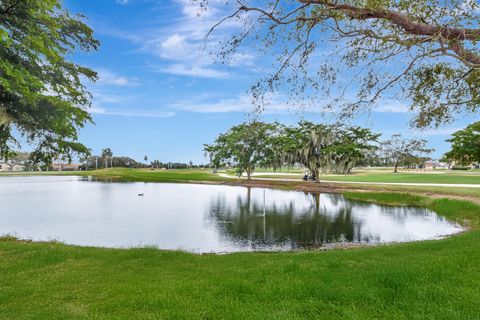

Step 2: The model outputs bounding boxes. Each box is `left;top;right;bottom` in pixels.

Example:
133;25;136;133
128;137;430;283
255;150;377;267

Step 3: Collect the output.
424;161;450;170
52;163;81;171
0;163;25;171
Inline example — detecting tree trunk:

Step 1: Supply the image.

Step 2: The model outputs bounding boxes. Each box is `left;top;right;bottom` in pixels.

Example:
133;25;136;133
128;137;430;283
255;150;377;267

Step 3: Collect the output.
393;160;399;173
314;193;320;212
314;168;320;183
246;168;251;180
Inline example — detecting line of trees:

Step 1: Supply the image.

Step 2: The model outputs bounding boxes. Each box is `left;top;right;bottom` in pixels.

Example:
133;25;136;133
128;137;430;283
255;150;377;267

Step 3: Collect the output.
1;147;201;171
81;149;199;171
204;121;433;181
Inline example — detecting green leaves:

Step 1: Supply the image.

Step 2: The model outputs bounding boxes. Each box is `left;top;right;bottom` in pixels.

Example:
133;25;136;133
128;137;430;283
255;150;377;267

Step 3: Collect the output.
205;121;380;178
0;0;98;163
410;65;480;128
207;0;480;128
381;134;433;172
283;122;380;176
444;122;480;166
204;121;278;178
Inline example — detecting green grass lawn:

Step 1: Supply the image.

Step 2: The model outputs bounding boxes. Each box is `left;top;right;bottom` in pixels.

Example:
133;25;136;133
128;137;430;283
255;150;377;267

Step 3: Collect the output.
322;172;480;184
86;168;230;183
6;168;480;199
255;172;480;184
4;168;480;185
0;168;231;183
0;193;479;319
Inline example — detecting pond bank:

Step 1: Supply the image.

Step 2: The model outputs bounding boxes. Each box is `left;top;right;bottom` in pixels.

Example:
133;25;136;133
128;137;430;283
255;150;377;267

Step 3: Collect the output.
2;171;480;317
0;191;479;318
88;169;480;206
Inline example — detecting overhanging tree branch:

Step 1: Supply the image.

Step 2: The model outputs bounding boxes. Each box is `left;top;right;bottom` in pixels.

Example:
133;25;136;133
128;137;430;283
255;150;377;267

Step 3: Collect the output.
200;0;480;128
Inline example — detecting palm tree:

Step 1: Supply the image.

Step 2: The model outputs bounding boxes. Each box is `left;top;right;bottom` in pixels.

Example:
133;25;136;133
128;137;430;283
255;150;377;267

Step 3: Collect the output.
144;155;149;168
101;148;113;169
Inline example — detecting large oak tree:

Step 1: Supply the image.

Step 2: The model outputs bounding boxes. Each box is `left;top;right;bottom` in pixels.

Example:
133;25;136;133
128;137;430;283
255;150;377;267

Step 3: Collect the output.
380;134;433;172
0;0;98;163
204;121;278;179
202;0;480;128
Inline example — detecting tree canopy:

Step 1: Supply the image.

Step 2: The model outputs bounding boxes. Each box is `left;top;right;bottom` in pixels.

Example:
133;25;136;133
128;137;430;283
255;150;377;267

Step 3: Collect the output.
101;148;113;168
204;121;278;179
280;121;379;178
202;0;480;128
204;121;380;181
443;122;480;166
0;0;99;164
381;134;433;172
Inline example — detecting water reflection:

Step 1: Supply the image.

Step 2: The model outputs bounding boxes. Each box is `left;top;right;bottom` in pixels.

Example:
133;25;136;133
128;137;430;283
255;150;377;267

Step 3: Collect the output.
206;188;461;251
0;176;463;253
209;192;364;249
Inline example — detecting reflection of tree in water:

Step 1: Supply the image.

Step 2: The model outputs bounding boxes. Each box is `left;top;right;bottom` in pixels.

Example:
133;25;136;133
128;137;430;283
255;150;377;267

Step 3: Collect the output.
207;188;379;250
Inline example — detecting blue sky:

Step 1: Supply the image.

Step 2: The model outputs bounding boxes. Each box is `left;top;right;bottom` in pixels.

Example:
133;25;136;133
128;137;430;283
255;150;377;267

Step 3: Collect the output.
62;0;472;164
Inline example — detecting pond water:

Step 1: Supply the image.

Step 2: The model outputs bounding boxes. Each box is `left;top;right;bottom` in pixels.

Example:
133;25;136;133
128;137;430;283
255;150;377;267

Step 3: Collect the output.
0;176;463;253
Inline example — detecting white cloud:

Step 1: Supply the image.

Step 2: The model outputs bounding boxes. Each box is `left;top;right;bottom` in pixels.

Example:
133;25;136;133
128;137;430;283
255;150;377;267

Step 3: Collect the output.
101;0;250;78
96;69;140;87
116;0;129;4
161;34;186;50
170;92;418;116
172;95;250;113
170;93;312;114
373;99;410;113
90;107;175;118
159;64;229;79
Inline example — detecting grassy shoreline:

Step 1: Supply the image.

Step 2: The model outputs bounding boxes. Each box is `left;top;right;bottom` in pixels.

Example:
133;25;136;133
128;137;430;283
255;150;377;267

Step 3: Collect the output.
1;170;480;318
3;168;480;198
0;169;480;319
1;192;479;318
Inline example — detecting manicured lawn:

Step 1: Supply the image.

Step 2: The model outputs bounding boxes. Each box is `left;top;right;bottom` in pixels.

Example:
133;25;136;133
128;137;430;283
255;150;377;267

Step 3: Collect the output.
4;168;480;185
256;172;480;184
5;168;480;199
0;168;231;183
0;193;479;319
87;168;231;183
322;172;480;184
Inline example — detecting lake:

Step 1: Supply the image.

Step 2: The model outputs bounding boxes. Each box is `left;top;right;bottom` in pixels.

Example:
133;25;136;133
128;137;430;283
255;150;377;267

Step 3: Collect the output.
0;176;463;253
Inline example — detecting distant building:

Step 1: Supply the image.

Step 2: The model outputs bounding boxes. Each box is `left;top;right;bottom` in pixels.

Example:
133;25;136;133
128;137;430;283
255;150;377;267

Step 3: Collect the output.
424;161;449;170
52;163;81;171
0;163;25;172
